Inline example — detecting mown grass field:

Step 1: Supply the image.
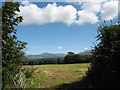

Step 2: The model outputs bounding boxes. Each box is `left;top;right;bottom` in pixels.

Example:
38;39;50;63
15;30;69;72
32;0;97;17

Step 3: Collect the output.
23;63;90;88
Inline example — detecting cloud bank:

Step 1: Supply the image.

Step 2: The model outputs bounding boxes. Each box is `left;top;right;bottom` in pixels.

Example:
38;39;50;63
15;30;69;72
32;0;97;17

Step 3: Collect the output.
76;2;101;25
18;1;77;25
58;46;63;49
17;0;119;26
101;1;118;20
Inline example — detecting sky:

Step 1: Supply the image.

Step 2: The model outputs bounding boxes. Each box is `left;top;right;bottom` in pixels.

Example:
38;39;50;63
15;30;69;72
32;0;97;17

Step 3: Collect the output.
15;0;119;55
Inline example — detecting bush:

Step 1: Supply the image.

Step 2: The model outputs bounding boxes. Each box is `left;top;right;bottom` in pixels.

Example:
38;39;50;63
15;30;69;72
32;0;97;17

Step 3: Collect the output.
2;2;27;88
64;52;91;64
87;23;120;88
22;66;37;78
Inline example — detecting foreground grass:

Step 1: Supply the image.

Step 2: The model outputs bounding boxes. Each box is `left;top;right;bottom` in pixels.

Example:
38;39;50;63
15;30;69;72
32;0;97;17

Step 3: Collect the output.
23;63;90;88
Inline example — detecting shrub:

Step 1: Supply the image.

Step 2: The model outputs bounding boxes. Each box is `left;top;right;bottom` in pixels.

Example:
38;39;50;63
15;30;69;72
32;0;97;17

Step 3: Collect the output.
87;23;120;88
22;66;37;78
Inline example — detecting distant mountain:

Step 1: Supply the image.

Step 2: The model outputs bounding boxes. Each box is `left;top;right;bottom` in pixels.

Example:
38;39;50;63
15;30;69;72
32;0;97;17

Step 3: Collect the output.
25;50;92;59
26;53;66;59
79;50;92;55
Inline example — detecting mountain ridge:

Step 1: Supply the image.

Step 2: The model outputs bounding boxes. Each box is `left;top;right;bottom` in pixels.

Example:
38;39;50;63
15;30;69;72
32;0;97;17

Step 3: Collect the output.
25;52;66;59
25;50;92;59
78;50;92;55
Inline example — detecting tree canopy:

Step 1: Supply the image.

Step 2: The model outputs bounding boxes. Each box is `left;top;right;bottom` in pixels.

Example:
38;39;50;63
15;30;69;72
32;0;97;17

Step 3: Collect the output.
87;23;120;88
2;2;27;88
64;52;91;64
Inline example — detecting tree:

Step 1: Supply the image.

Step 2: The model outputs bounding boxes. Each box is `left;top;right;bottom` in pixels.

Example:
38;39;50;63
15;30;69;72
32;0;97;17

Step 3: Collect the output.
2;2;27;88
57;58;64;64
64;52;75;64
67;52;75;56
64;52;90;64
87;23;120;87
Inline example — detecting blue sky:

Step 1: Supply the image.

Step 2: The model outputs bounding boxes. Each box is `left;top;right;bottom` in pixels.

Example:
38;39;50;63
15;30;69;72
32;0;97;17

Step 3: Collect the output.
15;1;118;55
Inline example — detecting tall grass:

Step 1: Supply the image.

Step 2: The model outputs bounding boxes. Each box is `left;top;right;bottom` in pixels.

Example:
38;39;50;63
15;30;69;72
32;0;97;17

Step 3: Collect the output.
23;63;90;88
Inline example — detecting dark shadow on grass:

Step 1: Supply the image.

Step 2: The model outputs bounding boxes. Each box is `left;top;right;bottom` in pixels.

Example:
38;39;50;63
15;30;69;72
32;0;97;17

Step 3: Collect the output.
54;76;95;89
54;76;119;89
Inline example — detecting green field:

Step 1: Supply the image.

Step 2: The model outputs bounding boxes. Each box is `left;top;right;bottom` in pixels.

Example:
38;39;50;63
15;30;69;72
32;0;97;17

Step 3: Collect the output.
23;63;90;88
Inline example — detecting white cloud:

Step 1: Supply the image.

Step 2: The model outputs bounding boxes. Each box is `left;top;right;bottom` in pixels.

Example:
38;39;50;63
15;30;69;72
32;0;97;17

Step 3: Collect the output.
17;0;119;26
101;1;118;20
21;0;30;6
76;2;101;25
84;48;88;50
17;2;77;26
25;51;31;55
66;0;109;3
81;2;101;13
76;10;99;25
58;46;63;49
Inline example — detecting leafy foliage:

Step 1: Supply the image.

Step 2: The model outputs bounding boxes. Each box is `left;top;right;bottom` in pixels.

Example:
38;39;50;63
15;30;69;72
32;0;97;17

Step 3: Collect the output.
2;2;27;88
23;58;64;65
64;52;91;64
23;54;91;65
87;23;120;87
22;66;37;78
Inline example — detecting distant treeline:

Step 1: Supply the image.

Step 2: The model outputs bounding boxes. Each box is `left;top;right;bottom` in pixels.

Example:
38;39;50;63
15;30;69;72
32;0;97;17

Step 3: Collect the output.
23;52;92;65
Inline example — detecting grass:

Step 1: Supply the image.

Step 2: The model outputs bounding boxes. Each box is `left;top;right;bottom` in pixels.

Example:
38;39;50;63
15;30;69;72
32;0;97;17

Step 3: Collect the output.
23;63;90;88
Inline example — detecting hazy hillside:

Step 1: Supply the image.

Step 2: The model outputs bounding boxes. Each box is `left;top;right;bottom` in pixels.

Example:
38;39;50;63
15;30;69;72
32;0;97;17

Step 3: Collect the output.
26;53;66;59
25;50;92;59
79;50;92;55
